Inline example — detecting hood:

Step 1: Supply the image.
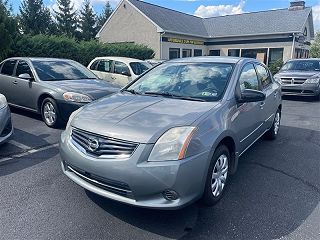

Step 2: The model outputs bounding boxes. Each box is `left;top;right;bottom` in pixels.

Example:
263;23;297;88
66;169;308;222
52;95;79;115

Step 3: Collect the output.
46;79;119;100
71;93;218;143
275;71;320;79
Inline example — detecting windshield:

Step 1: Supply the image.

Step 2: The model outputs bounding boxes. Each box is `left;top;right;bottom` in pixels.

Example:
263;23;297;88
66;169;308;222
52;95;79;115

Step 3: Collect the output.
129;62;152;75
281;60;320;72
32;60;97;81
126;62;234;102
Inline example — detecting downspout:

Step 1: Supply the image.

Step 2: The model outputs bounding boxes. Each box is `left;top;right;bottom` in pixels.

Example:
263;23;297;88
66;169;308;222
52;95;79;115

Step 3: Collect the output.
160;31;165;59
291;33;296;59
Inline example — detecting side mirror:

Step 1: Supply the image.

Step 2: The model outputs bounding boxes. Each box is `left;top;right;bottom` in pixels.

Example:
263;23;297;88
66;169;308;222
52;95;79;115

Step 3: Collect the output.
237;89;266;103
18;73;33;81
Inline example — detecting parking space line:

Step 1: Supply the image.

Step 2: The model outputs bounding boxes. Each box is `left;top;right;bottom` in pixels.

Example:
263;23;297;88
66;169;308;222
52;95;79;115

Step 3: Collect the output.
9;140;31;150
0;143;59;164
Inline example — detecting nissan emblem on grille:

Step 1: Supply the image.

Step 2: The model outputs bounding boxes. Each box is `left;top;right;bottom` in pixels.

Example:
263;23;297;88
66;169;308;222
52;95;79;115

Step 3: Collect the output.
87;138;99;152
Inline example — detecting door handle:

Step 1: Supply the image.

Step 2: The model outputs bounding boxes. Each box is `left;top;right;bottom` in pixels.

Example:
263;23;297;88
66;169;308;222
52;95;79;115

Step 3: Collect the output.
260;102;265;109
13;80;18;85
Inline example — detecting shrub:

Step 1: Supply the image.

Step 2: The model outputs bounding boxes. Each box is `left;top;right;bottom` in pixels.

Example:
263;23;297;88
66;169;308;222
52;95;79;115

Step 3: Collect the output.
9;34;154;66
269;59;283;75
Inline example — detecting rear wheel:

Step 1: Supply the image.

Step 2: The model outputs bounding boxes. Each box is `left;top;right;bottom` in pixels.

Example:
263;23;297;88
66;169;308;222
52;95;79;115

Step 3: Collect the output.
202;145;230;206
264;109;281;140
41;98;62;128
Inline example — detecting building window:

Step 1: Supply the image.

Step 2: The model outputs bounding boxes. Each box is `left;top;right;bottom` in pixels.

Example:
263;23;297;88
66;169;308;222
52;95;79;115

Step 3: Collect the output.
241;48;268;64
209;50;220;56
228;49;240;57
268;48;284;65
182;49;192;58
169;48;180;59
194;49;202;57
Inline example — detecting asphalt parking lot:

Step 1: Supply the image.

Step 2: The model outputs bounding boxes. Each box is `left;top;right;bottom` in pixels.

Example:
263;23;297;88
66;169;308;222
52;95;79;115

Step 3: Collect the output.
0;97;319;240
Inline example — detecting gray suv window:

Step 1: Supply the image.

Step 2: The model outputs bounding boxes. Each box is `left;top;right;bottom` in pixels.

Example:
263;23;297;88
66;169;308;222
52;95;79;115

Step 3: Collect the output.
255;64;272;88
1;60;17;76
239;63;259;91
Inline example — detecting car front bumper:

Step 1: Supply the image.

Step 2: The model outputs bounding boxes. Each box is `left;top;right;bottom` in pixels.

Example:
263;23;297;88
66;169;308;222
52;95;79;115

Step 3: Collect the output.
56;100;86;122
0;106;13;144
60;130;210;209
281;83;320;96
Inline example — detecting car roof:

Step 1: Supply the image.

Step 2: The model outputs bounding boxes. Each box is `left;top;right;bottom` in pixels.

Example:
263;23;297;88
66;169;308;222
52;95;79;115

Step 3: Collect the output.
167;56;248;64
287;58;320;62
4;57;73;62
92;56;145;64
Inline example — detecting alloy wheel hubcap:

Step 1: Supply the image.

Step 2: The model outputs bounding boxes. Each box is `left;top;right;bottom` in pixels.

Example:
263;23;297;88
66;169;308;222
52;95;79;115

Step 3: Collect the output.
274;112;280;135
211;154;228;197
43;102;56;125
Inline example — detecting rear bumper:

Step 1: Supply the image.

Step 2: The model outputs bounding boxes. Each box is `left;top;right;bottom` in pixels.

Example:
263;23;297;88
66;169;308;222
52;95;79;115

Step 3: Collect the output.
60;130;210;209
0;106;13;144
281;84;320;96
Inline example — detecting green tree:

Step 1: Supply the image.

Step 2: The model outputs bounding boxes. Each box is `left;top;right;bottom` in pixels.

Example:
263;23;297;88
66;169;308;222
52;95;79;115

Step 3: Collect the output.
18;0;53;35
310;32;320;58
54;0;78;37
0;0;18;60
97;1;113;31
79;0;97;41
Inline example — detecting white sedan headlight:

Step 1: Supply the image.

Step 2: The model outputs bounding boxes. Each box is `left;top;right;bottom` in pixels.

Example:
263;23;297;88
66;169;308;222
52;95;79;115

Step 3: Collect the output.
63;92;92;103
273;76;281;84
0;94;8;109
305;78;320;84
148;127;196;162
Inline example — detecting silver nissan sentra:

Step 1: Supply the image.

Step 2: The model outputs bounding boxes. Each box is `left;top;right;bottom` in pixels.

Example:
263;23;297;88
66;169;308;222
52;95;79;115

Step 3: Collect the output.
60;57;282;209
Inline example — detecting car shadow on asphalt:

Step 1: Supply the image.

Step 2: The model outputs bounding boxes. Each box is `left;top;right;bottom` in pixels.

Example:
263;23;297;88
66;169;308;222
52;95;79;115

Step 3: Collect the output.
86;125;320;240
282;95;319;102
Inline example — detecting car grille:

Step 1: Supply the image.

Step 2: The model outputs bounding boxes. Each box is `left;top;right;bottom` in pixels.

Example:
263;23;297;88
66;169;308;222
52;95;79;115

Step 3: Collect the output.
281;78;307;85
0;118;12;137
66;162;134;198
71;128;138;158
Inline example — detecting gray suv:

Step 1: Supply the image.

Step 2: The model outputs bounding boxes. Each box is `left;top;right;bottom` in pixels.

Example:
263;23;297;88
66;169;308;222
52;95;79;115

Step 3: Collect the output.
60;57;282;209
274;58;320;100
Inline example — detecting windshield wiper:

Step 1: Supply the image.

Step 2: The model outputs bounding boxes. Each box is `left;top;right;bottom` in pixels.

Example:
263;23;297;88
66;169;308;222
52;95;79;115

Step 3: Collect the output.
143;91;206;102
122;89;141;95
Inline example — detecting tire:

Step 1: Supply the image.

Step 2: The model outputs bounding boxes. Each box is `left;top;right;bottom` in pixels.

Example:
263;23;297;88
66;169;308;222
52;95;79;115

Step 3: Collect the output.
202;145;230;206
41;98;62;128
264;109;281;140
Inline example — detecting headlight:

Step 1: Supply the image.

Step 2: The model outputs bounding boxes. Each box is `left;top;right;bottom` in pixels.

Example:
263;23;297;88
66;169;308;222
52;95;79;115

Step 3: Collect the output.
305;78;320;84
148;127;196;162
63;92;92;103
0;94;8;109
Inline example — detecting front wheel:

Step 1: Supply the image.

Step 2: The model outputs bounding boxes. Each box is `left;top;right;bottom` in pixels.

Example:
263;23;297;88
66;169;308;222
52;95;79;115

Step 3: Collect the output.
41;98;62;128
264;109;281;140
202;145;230;206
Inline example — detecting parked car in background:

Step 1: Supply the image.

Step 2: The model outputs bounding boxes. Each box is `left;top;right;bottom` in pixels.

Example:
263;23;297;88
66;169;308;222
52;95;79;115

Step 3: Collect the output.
145;59;166;66
274;58;320;100
60;57;282;209
0;94;13;144
88;57;152;87
0;57;119;128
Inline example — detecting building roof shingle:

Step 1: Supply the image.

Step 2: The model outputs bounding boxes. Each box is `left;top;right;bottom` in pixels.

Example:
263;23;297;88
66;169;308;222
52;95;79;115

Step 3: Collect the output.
128;0;313;38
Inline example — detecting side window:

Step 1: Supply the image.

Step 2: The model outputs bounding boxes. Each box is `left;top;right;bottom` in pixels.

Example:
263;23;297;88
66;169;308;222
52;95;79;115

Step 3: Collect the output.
89;60;99;70
239;64;260;91
1;60;17;76
114;61;131;76
96;60;112;72
255;64;272;88
16;60;33;78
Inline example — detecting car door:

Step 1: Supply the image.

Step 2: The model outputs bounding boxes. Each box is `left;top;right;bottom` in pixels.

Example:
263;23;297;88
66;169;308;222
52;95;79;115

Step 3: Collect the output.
90;59;113;82
233;63;265;153
11;60;39;110
0;59;18;104
113;61;132;87
255;63;280;130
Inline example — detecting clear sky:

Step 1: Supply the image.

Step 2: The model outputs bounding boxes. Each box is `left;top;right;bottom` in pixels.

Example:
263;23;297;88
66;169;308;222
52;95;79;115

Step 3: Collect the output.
8;0;320;30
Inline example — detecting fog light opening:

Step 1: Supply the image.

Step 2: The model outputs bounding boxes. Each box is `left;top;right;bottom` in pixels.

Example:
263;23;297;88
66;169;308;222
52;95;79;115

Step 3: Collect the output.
162;190;179;201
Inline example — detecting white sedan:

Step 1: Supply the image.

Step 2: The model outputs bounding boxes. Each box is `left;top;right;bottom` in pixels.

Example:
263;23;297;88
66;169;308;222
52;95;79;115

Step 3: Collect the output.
88;57;152;87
